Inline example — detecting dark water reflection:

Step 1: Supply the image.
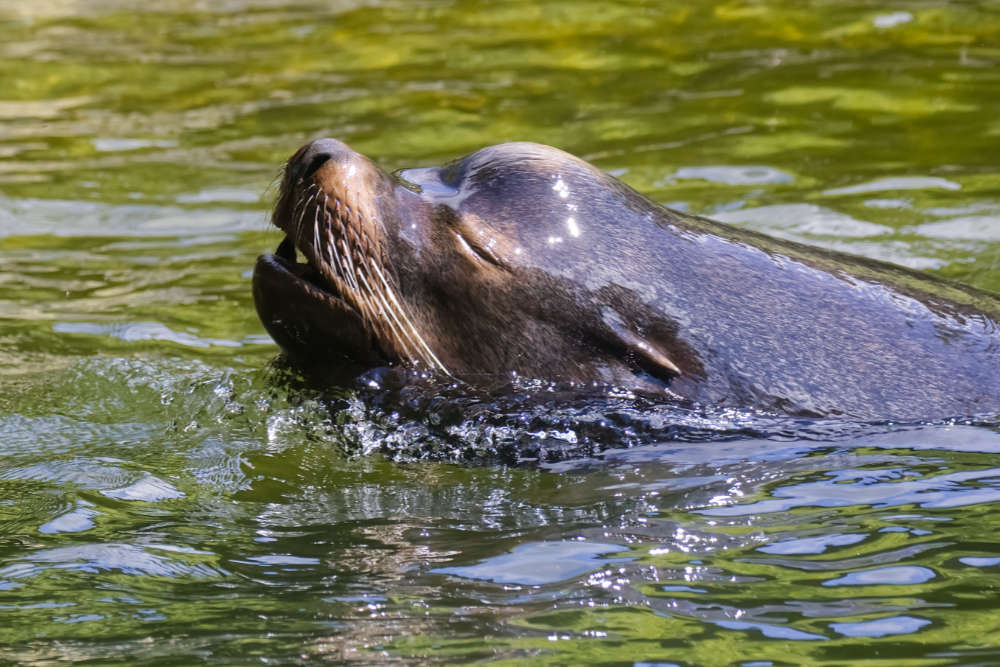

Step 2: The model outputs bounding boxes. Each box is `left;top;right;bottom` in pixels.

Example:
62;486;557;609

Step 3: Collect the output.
2;0;1000;663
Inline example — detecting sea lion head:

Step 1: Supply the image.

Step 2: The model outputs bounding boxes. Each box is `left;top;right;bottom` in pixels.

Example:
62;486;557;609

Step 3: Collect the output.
253;138;439;376
253;138;689;387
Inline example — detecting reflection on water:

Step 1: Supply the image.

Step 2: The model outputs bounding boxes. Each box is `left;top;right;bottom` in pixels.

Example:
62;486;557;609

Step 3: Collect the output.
2;356;999;662
2;0;1000;663
433;541;632;585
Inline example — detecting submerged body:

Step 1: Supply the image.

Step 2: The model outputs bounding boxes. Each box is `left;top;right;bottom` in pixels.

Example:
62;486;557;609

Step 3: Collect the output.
254;139;1000;420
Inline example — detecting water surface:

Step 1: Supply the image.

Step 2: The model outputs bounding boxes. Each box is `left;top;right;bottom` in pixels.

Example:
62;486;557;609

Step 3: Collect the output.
2;1;1000;663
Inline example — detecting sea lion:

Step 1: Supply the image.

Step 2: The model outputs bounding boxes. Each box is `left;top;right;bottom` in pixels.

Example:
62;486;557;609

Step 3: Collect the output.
253;138;1000;420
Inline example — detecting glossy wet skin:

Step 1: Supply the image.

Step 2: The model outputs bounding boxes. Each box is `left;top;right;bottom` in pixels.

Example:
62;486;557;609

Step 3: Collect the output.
254;139;1000;419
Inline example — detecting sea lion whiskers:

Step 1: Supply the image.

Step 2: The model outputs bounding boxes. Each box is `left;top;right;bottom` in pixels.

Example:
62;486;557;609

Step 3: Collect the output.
293;183;356;297
319;192;343;281
354;264;422;365
342;231;430;369
332;203;360;292
368;258;448;374
314;181;446;371
340;200;448;373
284;180;309;227
291;187;318;259
338;237;361;295
298;182;432;368
291;181;318;227
322;230;337;280
316;195;374;318
311;197;322;265
286;180;374;328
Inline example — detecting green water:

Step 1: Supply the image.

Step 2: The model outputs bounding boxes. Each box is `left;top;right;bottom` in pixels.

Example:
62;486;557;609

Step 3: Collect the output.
3;1;1000;664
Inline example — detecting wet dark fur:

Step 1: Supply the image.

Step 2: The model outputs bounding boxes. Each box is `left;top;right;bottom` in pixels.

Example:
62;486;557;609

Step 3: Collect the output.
254;139;1000;420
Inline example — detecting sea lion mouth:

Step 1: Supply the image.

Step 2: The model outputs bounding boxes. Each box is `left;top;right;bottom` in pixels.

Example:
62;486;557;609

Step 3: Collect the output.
269;234;340;299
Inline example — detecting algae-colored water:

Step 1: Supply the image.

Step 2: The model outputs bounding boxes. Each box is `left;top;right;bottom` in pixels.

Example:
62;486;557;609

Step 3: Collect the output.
2;1;1000;664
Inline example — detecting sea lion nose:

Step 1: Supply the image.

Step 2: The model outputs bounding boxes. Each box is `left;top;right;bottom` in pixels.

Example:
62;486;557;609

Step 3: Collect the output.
290;138;353;182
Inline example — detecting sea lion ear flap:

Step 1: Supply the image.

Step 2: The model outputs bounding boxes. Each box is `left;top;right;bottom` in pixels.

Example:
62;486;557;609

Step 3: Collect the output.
601;307;682;381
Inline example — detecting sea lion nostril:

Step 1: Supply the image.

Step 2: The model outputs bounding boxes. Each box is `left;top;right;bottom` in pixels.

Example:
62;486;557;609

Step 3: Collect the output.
299;153;332;181
290;138;353;182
